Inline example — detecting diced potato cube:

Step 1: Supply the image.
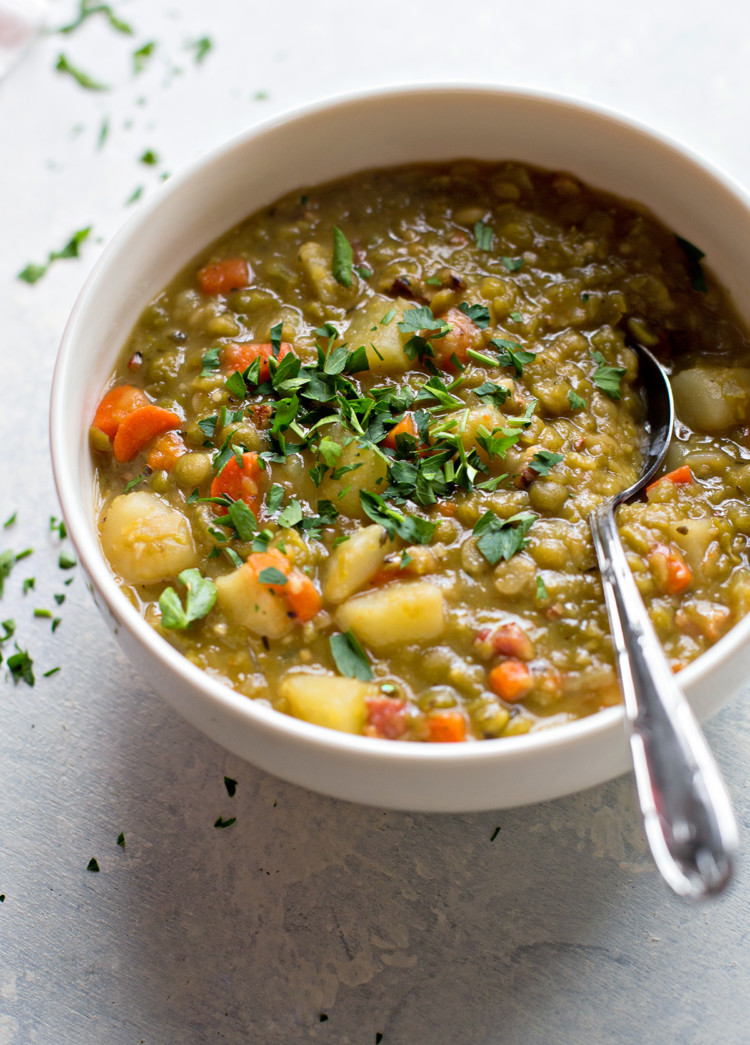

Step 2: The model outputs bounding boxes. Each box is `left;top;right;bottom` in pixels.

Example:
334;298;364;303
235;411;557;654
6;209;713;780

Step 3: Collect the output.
323;524;394;603
215;562;293;639
672;366;750;432
99;491;197;585
344;294;412;374
317;441;388;520
279;672;374;733
336;581;445;649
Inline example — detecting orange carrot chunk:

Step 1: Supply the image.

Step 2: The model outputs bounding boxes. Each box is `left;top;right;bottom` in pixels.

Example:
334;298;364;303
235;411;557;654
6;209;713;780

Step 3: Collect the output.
92;384;148;439
197;257;250;295
646;465;694;493
222;341;293;383
425;709;467;743
210;451;264;516
488;658;534;702
112;405;181;463
146;430;187;472
246;548;322;622
383;413;417;451
649;543;692;595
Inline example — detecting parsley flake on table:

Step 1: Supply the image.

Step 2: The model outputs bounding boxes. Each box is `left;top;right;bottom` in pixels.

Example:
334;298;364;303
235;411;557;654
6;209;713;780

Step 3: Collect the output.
117;832;125;848
140;148;159;166
57;1;134;35
6;645;34;686
332;226;354;288
133;41;156;74
55;53;109;90
0;548;32;597
214;816;236;829
18;227;92;284
59;551;77;570
224;777;238;798
159;569;217;629
86;858;100;872
473;511;536;565
3;513;16;529
591;350;627;399
188;36;213;63
330;630;373;682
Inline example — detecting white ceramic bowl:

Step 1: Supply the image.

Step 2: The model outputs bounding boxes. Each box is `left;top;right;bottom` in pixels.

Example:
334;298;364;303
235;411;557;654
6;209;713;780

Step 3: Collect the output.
51;83;750;812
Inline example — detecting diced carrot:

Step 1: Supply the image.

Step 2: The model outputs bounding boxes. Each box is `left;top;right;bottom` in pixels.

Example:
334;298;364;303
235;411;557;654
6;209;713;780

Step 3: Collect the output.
383;414;417;451
197;257;250;295
649;542;692;595
210;452;263;516
112;405;181;463
246;548;322;622
488;659;534;702
92;384;148;439
146;430;187;472
424;709;467;743
285;568;323;622
365;695;408;739
646;465;694;493
222;341;293;383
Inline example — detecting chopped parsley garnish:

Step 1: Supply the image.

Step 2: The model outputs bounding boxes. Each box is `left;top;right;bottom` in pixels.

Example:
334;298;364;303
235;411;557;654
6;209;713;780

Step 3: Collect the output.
536;575;548;600
140;148;159;166
257;566;288;586
332;226;354;288
500;256;524;272
224;776;238;797
133;41;156;74
214;816;236;829
86;858;100;872
55;53;109;90
50;516;67;539
126;186;144;205
473;220;493;251
490;826;501;842
188;36;213;62
360;491;436;545
59;551;77;570
3;514;15;529
354;265;373;279
117;832;125;847
159;569;217;629
458;302;490;329
675;234;707;293
473;511;536;565
591;350;627;399
491;338;536;375
200;347;221;378
6;645;34;686
58;1;133;35
567;389;586;410
330;630;373;681
0;548;32;597
529;450;564;476
18;227;92;284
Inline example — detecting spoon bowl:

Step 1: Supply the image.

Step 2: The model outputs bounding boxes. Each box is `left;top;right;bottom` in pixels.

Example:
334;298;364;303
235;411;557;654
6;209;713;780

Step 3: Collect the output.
590;343;739;899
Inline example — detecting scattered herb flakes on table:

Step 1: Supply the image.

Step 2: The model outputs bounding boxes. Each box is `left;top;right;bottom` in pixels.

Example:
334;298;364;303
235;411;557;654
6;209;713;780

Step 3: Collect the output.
89;160;750;742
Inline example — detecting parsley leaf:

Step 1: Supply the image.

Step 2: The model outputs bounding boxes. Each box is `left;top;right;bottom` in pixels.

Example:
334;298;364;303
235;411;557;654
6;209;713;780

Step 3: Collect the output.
330;630;373;681
257;566;288;586
473;511;536;565
458;302;490;329
200;347;221;378
214;816;236;829
491;338;536;376
567;389;586;410
133;41;156;74
359;491;435;545
473;220;493;251
159;569;217;629
58;1;133;35
529;450;564;476
188;36;213;63
332;226;354;288
277;499;303;528
224;776;237;797
500;256;524;272
7;644;34;686
55;53;109;90
591;350;627;399
675;234;707;293
86;858;100;872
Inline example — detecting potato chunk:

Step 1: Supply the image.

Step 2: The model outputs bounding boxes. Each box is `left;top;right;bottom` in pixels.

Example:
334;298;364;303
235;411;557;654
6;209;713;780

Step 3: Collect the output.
672;366;750;432
336;581;446;649
214;562;293;639
323;524;394;603
317;441;388;521
344;294;412;374
99;491;197;585
279;672;375;733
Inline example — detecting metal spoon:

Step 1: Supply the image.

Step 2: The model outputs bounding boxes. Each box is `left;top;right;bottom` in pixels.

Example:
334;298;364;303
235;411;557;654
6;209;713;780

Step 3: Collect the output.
589;343;738;899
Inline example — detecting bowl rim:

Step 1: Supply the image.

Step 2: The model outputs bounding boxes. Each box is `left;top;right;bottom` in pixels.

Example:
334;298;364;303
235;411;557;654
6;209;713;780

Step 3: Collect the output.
50;79;750;783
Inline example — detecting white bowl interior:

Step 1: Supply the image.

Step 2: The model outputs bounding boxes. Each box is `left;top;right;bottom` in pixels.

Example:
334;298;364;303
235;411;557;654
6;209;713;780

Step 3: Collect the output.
51;85;750;811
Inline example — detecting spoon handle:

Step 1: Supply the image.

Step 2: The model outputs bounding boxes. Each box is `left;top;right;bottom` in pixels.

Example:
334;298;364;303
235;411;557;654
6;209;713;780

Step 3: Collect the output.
590;503;738;899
